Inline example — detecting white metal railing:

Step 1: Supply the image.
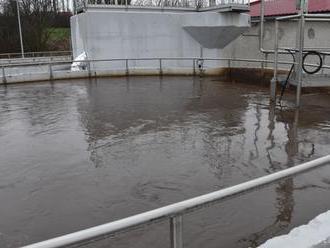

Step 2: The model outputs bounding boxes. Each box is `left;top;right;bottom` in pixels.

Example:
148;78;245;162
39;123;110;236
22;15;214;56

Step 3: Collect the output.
22;155;330;248
1;56;329;84
0;57;280;84
0;51;72;60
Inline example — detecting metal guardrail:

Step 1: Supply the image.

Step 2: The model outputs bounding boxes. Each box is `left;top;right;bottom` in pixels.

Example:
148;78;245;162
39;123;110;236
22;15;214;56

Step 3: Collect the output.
0;51;72;60
1;56;328;84
0;57;273;84
22;155;330;248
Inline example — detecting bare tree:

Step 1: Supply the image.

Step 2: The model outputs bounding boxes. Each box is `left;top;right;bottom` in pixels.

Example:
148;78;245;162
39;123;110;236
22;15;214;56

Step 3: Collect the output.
0;0;70;53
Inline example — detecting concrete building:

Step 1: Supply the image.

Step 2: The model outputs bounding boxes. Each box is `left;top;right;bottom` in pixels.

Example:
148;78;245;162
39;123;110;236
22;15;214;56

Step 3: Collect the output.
70;2;251;72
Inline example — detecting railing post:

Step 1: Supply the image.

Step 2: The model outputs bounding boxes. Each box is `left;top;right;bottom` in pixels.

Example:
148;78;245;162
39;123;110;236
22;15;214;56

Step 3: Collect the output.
271;20;279;102
159;59;163;76
2;66;6;85
296;12;305;108
87;61;91;78
126;59;129;76
193;59;196;76
49;63;53;80
170;216;183;248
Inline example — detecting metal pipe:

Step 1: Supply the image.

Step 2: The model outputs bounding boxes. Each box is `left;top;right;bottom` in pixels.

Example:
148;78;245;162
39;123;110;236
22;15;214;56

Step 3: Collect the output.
22;155;330;248
276;14;301;21
270;20;279;102
296;11;305;107
259;0;265;52
304;14;330;18
304;18;330;22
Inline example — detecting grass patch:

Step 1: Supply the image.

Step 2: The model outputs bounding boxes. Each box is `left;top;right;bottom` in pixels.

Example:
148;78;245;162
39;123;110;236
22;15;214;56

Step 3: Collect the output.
48;28;70;41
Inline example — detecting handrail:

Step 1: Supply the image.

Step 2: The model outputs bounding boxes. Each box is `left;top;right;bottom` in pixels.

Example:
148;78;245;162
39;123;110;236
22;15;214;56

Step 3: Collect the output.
1;56;328;85
0;57;297;68
22;155;330;248
0;51;72;59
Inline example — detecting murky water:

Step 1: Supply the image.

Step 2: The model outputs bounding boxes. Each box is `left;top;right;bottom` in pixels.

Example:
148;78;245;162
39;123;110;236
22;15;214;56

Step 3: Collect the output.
1;76;330;248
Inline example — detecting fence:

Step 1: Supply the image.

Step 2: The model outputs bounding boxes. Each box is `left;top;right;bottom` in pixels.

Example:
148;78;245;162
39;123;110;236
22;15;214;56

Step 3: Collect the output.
0;51;72;60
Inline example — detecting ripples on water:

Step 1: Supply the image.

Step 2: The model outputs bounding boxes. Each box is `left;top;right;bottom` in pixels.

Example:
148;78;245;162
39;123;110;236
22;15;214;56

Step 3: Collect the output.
0;77;330;248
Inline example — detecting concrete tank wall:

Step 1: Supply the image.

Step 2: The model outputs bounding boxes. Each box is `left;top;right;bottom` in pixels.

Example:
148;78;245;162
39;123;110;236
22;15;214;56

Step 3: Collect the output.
70;9;250;69
223;20;330;73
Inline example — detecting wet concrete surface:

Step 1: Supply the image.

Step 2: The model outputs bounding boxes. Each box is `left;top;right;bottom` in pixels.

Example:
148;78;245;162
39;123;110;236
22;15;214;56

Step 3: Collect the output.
0;76;330;248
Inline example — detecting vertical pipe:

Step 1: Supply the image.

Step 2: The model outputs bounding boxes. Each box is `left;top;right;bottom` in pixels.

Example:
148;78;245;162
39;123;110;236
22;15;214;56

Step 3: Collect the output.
170;216;183;248
16;0;24;58
270;20;279;102
259;0;265;52
296;12;305;107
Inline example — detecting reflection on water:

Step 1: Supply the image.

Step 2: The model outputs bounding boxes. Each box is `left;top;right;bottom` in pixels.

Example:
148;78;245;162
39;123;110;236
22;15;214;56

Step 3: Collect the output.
0;77;330;248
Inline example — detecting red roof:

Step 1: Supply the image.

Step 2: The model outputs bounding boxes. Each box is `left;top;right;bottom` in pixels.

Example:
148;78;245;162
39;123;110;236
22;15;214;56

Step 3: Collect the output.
250;0;330;17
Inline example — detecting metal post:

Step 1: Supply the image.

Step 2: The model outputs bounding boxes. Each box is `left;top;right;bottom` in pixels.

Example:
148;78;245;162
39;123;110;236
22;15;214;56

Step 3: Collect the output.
270;20;279;102
16;0;24;58
193;59;196;76
2;67;6;85
125;59;129;76
87;61;91;78
296;12;305;107
159;59;163;76
321;54;326;74
170;216;183;248
49;64;53;80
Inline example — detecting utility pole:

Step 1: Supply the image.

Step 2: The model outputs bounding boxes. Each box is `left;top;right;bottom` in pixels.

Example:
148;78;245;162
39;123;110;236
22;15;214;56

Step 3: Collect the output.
16;0;24;58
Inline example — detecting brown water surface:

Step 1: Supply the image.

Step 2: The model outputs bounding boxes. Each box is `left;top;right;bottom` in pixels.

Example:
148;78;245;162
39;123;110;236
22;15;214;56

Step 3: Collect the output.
1;76;330;248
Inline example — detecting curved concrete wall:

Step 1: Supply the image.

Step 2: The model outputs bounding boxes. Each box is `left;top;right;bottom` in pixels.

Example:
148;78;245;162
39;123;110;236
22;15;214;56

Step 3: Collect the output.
70;9;250;69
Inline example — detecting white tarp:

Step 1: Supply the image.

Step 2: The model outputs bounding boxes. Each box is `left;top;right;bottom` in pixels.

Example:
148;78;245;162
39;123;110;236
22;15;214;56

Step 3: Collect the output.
71;52;87;71
259;210;330;248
